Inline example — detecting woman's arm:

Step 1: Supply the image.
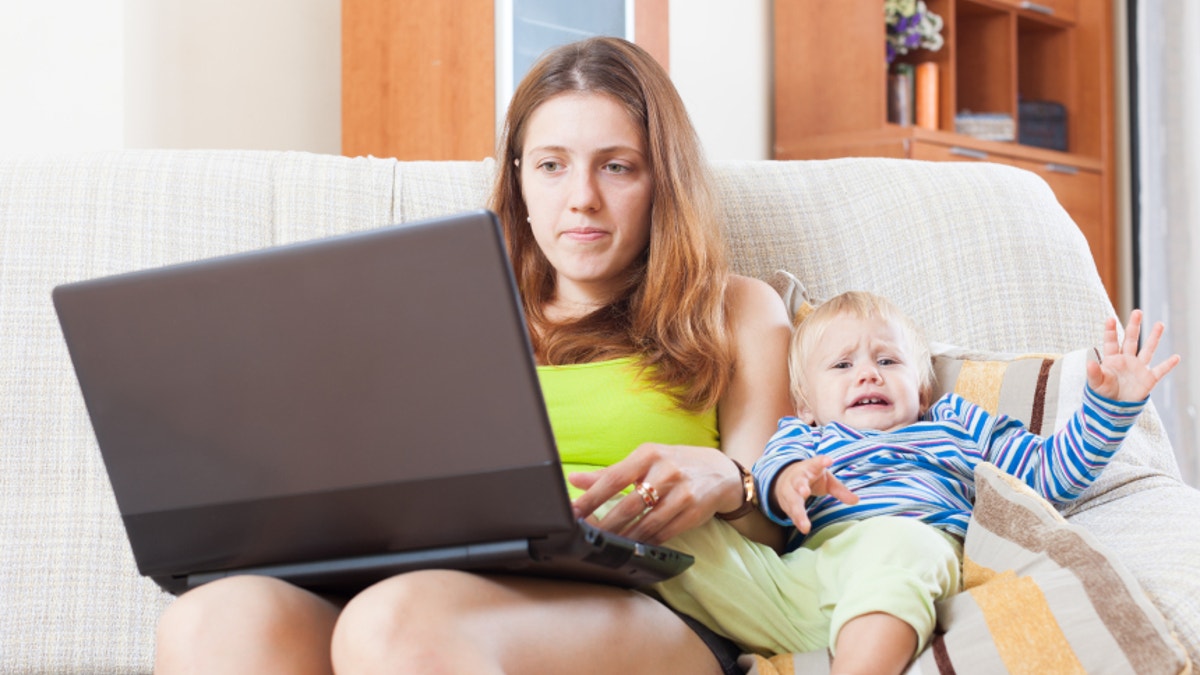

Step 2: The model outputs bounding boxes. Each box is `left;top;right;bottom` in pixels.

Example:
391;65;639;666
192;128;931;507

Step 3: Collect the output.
711;275;795;548
569;275;793;549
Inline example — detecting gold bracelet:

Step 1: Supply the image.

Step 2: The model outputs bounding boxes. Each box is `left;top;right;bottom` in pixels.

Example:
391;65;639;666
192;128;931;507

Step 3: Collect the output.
715;458;759;521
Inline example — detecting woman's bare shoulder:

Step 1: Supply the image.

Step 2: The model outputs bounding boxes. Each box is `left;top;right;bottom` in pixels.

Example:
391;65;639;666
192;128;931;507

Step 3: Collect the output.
725;274;790;325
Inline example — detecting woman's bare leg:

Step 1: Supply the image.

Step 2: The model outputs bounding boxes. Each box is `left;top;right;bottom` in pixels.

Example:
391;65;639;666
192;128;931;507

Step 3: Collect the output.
155;575;341;675
332;569;724;675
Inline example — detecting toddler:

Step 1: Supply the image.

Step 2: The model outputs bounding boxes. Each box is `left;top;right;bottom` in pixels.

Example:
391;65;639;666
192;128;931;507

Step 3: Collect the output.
749;290;1179;674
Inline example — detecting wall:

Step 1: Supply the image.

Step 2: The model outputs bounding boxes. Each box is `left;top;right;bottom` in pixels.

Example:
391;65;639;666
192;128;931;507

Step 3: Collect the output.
124;0;340;152
0;0;768;159
0;0;340;154
0;2;125;151
1135;0;1200;487
669;0;773;160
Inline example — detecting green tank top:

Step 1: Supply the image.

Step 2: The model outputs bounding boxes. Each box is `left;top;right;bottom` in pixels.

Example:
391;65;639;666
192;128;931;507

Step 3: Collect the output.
536;357;720;499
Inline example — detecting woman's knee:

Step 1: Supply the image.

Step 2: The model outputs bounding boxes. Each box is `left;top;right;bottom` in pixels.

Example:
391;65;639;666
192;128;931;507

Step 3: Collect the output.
156;575;338;673
332;569;486;670
333;570;722;674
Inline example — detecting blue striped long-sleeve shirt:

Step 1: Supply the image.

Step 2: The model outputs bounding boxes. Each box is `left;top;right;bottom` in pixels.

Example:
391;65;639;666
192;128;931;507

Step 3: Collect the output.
753;387;1145;552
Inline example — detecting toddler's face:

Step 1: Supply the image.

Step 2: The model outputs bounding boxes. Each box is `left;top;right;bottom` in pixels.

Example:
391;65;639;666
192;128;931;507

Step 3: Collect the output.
798;314;922;432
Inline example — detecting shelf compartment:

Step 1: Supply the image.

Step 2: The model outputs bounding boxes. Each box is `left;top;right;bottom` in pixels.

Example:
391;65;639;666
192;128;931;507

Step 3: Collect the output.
955;1;1016;118
991;0;1078;24
1017;16;1075;152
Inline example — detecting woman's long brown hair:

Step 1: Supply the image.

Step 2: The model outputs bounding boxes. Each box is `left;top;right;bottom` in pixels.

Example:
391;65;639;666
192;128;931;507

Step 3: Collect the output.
488;37;734;413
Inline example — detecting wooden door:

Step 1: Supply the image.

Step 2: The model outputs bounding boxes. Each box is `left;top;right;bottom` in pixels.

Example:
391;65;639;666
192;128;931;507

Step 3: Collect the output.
342;0;496;160
343;0;669;161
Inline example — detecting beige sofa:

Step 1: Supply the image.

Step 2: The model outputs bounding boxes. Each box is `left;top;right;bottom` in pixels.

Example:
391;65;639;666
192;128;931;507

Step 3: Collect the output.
3;150;1198;673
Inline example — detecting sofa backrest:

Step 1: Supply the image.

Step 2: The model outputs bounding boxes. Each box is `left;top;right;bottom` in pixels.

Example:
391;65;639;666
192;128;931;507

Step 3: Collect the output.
709;157;1114;354
9;151;1112;354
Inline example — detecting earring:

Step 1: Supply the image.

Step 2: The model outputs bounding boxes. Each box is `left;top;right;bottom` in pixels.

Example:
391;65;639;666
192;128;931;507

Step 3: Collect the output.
527;216;531;223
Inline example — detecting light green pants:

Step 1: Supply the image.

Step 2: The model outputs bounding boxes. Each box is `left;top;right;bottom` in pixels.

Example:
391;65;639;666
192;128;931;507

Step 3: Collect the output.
650;516;962;657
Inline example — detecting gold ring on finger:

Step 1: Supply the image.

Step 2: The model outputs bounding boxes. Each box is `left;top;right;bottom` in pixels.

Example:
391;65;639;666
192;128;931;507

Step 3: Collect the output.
635;482;660;510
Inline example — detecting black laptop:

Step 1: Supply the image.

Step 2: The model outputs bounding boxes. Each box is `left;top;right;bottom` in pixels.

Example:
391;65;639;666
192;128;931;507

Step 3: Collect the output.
52;209;692;595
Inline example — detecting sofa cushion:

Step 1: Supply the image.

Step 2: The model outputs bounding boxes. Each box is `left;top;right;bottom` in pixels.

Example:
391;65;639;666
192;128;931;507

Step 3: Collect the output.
929;342;1093;436
931;463;1191;673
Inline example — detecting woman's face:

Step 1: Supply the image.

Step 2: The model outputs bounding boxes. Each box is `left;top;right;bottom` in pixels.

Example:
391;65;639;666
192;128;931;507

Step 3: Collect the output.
519;92;653;306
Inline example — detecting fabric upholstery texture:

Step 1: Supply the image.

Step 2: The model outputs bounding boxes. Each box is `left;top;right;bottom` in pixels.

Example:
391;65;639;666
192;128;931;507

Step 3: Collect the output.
930;344;1094;437
2;151;1198;673
941;464;1189;674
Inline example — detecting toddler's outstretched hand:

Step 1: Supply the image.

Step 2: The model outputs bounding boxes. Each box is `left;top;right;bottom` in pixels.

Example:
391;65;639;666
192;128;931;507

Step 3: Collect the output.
775;456;858;534
1088;309;1180;403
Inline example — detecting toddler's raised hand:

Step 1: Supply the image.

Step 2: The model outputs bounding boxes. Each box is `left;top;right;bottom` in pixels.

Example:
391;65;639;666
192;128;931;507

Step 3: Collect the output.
1087;309;1180;403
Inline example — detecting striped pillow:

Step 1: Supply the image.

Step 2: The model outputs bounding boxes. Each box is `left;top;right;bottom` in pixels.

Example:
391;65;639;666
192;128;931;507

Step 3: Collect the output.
916;463;1191;673
929;343;1094;436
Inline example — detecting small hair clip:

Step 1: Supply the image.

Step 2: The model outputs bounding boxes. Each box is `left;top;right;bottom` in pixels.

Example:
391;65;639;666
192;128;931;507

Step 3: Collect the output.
1093;346;1103;364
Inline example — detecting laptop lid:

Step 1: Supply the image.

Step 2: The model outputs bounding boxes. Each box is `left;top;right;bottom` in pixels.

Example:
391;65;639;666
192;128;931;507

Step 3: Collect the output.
52;210;691;594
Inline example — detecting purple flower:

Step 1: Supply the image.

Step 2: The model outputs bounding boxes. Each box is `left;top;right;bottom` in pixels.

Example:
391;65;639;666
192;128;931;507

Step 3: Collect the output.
884;0;944;62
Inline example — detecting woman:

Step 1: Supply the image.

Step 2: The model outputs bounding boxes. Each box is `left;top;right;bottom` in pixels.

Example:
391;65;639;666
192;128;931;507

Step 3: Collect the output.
155;37;792;674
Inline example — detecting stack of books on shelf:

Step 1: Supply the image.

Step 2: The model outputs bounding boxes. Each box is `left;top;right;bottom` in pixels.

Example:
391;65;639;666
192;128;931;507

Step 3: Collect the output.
954;111;1015;142
1018;100;1068;151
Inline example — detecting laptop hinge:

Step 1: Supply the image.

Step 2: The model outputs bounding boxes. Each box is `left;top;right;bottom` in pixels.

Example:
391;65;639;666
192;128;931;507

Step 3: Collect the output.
186;539;531;592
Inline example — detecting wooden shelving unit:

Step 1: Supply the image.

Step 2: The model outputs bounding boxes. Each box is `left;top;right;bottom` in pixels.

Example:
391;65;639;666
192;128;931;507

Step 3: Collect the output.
775;0;1116;303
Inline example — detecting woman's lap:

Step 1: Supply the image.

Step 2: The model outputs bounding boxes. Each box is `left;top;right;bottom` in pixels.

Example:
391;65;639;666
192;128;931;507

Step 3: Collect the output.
336;569;727;673
156;569;729;675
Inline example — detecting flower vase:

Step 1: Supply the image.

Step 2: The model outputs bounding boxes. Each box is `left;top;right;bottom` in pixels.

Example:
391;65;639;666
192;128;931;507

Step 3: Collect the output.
887;64;914;127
